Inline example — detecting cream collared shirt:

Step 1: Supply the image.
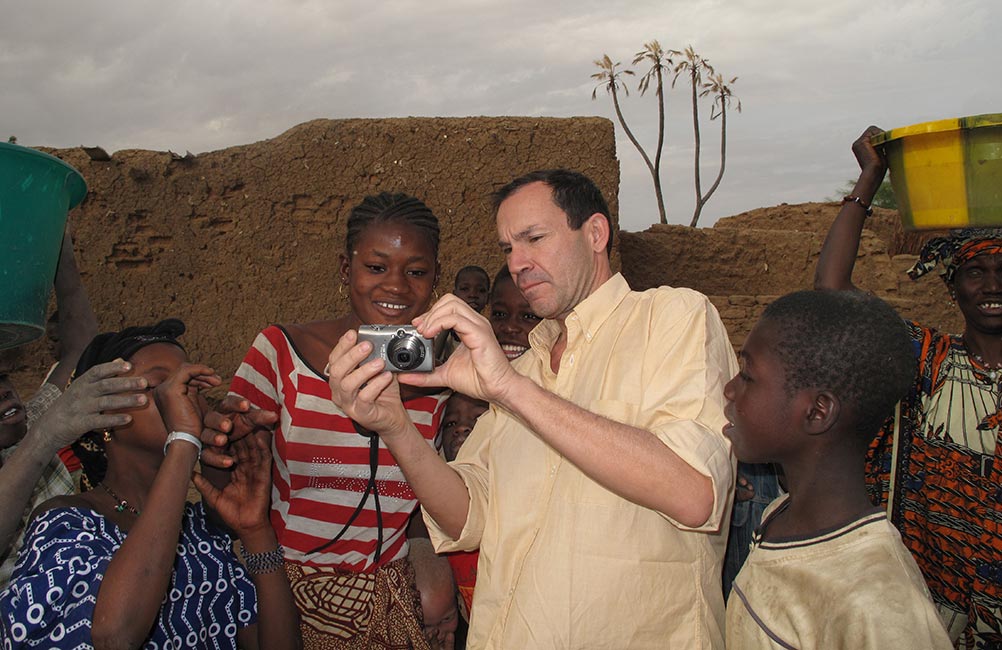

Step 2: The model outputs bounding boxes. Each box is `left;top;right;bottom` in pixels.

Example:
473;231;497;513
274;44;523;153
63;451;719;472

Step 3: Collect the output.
425;274;738;649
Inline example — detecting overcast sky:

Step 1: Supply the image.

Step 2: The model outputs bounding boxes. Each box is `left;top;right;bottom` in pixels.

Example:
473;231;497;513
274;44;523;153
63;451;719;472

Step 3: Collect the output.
2;0;997;231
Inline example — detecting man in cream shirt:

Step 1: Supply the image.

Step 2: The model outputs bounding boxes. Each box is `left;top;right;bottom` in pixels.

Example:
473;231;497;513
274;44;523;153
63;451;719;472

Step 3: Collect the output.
325;169;737;649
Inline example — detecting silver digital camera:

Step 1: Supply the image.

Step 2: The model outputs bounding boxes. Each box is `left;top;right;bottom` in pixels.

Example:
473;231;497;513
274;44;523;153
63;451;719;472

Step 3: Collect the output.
357;325;434;373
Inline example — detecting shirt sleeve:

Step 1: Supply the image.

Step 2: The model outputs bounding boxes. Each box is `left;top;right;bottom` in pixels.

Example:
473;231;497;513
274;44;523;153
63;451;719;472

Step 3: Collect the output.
0;509;116;647
229;327;283;413
640;290;738;532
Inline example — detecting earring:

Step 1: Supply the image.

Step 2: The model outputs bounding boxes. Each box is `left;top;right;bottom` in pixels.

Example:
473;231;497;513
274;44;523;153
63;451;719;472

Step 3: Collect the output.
433;289;440;300
102;429;113;443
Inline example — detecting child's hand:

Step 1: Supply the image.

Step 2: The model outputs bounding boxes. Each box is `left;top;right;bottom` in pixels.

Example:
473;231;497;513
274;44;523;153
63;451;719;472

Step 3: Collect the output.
736;474;755;502
153;363;221;436
193;430;273;538
199;396;279;469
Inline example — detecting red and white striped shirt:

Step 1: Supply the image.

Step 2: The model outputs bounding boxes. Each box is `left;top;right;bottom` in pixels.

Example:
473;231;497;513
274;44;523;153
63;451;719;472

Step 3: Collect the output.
230;325;448;572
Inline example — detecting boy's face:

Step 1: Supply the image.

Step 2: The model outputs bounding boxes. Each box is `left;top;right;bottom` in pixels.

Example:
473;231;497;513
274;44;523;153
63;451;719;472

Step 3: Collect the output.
0;374;27;449
490;277;541;360
440;392;488;461
454;270;489;314
722;320;802;464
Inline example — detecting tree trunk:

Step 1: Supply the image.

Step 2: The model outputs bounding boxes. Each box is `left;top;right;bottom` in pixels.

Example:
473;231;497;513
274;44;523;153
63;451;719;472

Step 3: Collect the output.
699;104;728;215
653;66;667;224
689;69;703;227
611;85;662;226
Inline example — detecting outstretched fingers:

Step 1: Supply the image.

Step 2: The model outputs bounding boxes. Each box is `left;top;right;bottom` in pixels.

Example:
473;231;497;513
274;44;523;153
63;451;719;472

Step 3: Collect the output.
192;472;223;506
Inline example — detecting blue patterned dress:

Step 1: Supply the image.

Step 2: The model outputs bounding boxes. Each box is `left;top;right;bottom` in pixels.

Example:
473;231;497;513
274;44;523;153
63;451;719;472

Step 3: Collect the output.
0;502;257;649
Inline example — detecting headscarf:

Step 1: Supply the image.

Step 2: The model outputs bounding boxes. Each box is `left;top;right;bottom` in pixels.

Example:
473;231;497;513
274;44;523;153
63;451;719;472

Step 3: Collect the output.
907;228;1002;285
71;318;186;489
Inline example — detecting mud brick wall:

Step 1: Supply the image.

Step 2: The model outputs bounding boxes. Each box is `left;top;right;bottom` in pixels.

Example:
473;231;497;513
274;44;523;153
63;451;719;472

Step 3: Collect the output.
6;117;619;394
620;203;961;348
6;116;962;399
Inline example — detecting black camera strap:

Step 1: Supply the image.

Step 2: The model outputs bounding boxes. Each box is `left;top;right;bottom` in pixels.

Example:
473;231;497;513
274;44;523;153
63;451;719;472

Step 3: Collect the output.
305;421;384;561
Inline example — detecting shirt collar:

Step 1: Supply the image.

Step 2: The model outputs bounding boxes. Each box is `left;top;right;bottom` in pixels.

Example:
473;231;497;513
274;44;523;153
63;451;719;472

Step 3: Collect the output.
528;273;631;351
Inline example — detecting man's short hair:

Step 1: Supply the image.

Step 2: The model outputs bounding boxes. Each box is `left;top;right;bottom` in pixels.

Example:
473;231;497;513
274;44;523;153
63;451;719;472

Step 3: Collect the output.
492;169;613;257
761;290;916;437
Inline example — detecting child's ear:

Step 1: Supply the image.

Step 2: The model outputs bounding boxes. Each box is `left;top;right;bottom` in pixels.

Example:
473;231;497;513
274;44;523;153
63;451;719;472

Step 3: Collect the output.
804;390;839;435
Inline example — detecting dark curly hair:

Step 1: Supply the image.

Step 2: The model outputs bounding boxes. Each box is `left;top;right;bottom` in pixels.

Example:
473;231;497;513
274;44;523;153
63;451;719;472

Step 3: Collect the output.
344;192;440;259
761;290;916;438
492;169;613;257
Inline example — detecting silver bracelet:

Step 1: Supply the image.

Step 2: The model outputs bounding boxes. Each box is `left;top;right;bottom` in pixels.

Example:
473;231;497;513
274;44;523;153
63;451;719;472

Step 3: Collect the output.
240;545;285;575
163;430;202;456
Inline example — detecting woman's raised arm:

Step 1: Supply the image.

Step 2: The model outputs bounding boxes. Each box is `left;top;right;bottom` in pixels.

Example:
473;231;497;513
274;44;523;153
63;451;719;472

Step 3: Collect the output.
815;126;889;291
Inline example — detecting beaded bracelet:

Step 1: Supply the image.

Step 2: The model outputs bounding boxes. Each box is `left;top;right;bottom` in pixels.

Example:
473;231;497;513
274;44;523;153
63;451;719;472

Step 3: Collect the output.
842;194;873;217
241;545;285;575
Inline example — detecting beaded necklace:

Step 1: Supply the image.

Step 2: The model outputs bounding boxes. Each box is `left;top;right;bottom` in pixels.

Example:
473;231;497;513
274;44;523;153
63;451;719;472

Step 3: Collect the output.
99;482;141;515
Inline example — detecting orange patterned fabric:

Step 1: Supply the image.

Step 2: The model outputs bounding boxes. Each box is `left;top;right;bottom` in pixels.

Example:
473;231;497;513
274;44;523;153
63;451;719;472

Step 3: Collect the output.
445;550;478;621
283;558;430;650
866;321;1002;648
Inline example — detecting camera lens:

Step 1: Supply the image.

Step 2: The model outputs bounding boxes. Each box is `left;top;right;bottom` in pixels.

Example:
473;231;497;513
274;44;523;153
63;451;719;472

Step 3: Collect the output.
387;332;426;371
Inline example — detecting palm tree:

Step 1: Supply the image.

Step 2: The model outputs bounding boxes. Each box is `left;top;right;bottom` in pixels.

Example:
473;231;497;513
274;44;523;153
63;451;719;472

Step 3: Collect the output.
631;40;673;224
692;72;741;226
591;55;661;223
671;46;715;227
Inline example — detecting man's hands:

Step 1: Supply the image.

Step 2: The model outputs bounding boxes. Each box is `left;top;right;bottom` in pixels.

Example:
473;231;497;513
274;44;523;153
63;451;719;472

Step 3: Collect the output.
325;329;413;438
403;294;520;405
325;294;524;437
31;359;147;451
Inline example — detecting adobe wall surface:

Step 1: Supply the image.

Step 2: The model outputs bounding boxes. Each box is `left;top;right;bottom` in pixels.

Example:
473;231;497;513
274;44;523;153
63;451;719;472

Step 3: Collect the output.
6;117;619;394
620;203;960;348
6;116;962;398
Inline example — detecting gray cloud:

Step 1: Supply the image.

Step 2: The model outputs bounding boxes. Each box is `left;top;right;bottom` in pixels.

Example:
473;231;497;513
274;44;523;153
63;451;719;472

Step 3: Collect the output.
1;0;998;231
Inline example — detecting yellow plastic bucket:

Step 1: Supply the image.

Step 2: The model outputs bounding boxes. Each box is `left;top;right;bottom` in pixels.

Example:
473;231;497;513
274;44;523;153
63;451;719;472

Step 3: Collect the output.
0;143;87;350
872;114;1002;230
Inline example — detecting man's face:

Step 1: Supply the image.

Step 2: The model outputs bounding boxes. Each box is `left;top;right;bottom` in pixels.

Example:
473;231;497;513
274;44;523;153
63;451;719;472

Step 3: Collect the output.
496;182;599;321
0;374;27;449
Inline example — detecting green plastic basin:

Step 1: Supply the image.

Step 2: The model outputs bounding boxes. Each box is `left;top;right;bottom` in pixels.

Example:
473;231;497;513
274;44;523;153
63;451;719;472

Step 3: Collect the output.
0;142;87;350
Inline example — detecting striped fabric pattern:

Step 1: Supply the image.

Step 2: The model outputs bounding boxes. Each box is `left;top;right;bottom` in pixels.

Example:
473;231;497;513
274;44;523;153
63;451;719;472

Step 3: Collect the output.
230;326;448;572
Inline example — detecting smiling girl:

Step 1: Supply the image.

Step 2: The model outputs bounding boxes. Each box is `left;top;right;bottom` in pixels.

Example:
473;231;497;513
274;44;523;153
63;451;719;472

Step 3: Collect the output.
228;193;450;649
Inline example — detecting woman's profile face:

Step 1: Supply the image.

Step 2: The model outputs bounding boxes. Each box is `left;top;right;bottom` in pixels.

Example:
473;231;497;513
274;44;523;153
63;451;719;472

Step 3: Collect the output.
341;221;438;326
